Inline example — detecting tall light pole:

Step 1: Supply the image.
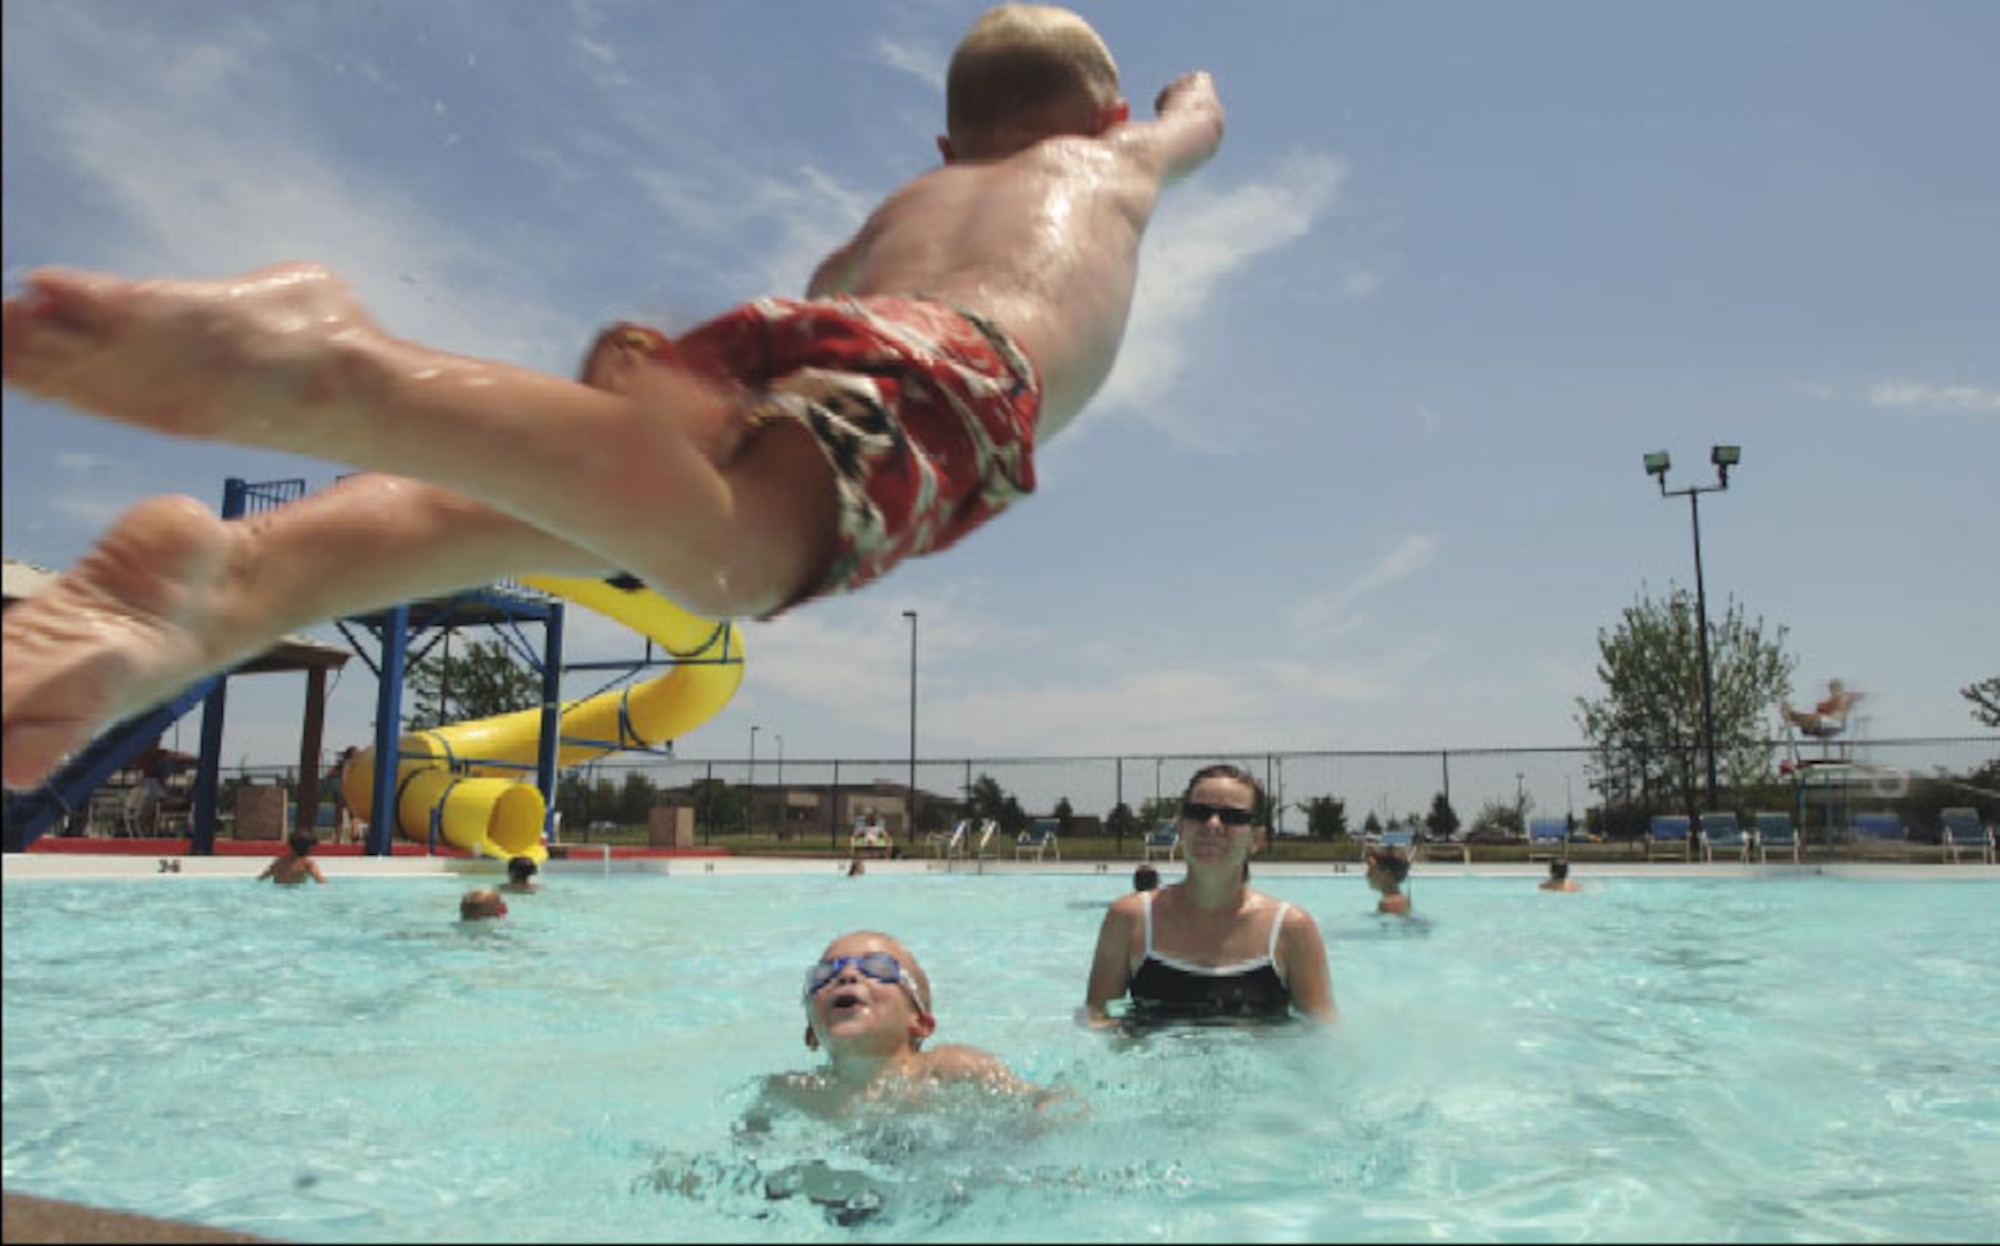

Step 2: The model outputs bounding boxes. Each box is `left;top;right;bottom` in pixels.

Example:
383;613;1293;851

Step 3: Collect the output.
775;734;784;790
902;610;918;843
1644;444;1741;813
747;724;759;836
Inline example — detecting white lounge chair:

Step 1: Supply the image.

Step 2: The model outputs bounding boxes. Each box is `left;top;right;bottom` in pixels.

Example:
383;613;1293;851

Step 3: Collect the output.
927;818;970;859
1142;821;1179;861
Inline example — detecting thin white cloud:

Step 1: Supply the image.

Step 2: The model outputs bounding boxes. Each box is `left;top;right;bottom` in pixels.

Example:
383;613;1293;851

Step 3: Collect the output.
1867;380;1999;413
876;37;948;94
1094;151;1347;440
1286;533;1438;640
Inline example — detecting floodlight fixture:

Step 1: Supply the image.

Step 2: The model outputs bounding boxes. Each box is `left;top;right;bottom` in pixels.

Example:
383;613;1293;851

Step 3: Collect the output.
1643;451;1671;481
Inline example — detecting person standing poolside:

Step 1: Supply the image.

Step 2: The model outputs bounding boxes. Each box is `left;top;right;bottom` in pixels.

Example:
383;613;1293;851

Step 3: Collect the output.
1539;860;1581;892
256;830;326;886
1084;764;1336;1027
1364;844;1412;916
0;4;1229;793
325;746;360;843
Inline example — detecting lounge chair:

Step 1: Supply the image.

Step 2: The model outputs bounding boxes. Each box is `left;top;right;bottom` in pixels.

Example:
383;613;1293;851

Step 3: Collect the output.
1852;811;1907;861
1753;810;1801;864
1647;815;1692;862
1016;818;1061;861
927;819;971;859
1142;821;1180;862
1698;812;1750;863
1938;807;1995;865
1418;831;1470;865
1527;817;1569;862
972;818;1001;860
1376;828;1416;853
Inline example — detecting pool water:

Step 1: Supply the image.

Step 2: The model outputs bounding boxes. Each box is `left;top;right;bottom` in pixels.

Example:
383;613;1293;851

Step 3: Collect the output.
4;871;1997;1242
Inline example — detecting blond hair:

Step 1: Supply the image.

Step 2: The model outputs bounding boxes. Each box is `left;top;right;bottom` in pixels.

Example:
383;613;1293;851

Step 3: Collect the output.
947;5;1121;145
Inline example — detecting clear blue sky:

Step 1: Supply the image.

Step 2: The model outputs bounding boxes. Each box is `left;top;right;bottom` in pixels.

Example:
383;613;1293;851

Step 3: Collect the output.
4;2;1995;802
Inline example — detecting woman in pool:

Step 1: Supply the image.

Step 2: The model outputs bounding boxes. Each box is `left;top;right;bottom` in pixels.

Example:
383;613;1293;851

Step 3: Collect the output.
1083;763;1336;1027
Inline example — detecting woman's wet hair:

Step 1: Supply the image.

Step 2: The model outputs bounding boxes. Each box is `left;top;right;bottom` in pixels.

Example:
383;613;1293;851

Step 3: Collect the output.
1181;762;1263;807
1366;846;1410;883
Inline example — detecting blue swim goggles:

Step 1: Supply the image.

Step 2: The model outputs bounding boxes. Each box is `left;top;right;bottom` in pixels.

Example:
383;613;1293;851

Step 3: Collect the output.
803;951;931;1017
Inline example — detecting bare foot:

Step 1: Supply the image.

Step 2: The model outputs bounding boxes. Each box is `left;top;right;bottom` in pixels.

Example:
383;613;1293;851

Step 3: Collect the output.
1;496;254;789
0;262;383;450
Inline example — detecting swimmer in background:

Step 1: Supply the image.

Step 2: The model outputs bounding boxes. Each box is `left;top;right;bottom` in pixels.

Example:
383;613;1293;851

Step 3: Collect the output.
256;829;326;886
1538;860;1581;892
459;887;508;921
1364;844;1412;916
1131;863;1160;893
501;856;540;894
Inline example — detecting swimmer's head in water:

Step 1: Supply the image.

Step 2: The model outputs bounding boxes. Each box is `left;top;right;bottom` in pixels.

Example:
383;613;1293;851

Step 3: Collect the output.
801;930;935;1053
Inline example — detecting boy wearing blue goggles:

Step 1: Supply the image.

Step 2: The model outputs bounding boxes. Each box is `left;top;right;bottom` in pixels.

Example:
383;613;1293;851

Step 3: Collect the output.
764;930;1052;1120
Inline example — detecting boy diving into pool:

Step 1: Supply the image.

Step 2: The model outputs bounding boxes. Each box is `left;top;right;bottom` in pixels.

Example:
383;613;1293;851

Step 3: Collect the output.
0;4;1226;791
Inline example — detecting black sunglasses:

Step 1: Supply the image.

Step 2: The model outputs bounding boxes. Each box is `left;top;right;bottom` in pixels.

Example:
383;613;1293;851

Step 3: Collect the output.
1181;801;1255;827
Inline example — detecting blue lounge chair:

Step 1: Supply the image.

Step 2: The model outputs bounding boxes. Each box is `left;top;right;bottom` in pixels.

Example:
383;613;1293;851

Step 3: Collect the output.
1016;818;1061;861
1142;821;1180;862
1527;817;1569;862
1753;810;1801;864
1648;815;1692;862
1699;812;1750;863
1938;807;1995;865
1852;811;1906;861
1375;828;1416;855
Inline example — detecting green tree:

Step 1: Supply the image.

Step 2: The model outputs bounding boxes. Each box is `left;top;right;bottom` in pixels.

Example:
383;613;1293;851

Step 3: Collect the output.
617;771;659;827
1105;801;1140;851
1361;811;1382;837
1053;796;1075;836
1962;677;2000;728
1424;792;1460;841
1575;585;1794;816
965;774;1031;835
1300;795;1349;840
405;638;542;731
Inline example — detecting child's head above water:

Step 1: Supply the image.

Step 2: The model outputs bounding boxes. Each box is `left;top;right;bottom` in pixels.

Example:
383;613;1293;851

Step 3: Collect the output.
801;930;936;1057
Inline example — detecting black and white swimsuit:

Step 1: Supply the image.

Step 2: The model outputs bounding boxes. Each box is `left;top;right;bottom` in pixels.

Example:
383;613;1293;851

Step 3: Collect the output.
1126;890;1294;1024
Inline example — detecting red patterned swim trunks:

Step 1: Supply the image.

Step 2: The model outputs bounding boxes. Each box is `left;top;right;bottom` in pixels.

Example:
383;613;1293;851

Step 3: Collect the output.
581;296;1041;614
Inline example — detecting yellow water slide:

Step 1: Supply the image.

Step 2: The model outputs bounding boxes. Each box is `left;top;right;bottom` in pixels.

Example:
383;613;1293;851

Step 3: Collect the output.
340;576;744;861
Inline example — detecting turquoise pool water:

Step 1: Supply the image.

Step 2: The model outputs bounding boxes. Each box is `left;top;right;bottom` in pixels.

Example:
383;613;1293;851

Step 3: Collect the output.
4;871;1997;1242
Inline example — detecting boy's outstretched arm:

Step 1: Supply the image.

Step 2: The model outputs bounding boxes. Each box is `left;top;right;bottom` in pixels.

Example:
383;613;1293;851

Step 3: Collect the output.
1112;71;1226;186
